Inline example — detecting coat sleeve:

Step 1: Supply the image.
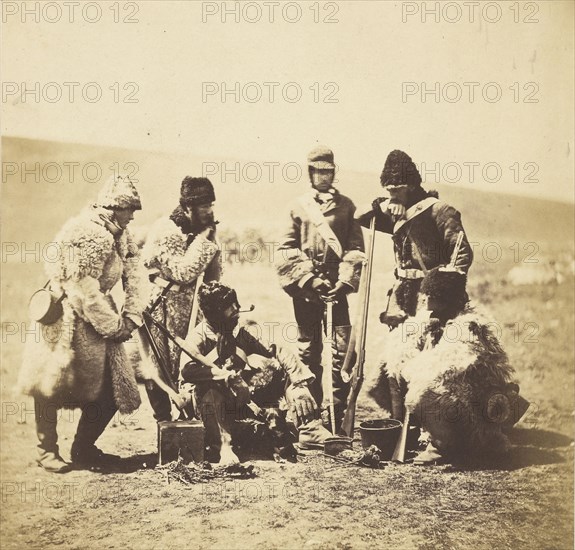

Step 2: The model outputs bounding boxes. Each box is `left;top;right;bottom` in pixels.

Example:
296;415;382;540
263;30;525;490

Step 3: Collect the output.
179;328;220;383
122;230;147;325
276;346;315;386
355;200;395;234
338;201;366;292
275;206;315;293
56;228;122;338
203;245;223;283
146;221;220;284
434;203;473;273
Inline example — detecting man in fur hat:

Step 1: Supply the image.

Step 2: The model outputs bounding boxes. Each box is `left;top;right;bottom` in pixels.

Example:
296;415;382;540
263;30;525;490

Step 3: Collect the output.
179;282;328;464
141;177;222;421
276;146;365;434
18;175;146;472
368;267;528;464
357;150;473;326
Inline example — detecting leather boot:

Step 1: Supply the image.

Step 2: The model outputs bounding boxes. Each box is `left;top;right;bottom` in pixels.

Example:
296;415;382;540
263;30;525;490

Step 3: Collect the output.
71;400;119;468
35;397;71;473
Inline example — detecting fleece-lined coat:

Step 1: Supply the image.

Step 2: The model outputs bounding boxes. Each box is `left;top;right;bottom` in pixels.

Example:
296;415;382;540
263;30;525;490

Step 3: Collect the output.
357;189;473;315
18;207;146;413
367;304;518;455
276;190;365;295
141;209;222;380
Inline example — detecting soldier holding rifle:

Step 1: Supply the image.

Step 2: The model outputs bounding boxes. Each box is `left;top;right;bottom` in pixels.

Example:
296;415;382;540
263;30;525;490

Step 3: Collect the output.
140;177;222;422
276;146;365;438
357;149;473;328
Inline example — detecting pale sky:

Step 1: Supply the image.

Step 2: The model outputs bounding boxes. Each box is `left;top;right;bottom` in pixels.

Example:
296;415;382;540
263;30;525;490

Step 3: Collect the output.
2;0;574;201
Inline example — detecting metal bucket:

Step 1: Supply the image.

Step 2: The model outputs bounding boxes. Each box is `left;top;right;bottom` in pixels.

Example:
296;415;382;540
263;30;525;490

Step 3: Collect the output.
359;419;402;460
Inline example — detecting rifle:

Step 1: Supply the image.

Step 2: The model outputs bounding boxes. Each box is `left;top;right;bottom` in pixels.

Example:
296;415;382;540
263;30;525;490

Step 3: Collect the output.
143;312;263;418
140;312;194;417
340;217;377;439
391;234;465;463
325;300;337;435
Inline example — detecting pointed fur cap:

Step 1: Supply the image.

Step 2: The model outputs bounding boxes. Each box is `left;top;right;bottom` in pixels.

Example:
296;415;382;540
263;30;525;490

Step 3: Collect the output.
96;175;142;210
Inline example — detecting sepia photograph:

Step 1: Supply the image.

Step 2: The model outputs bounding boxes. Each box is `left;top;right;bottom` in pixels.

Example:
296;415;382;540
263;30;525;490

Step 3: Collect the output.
1;1;574;548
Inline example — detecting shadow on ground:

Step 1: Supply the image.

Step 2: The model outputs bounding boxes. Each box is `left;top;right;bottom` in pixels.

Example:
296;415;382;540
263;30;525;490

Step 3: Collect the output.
446;427;573;472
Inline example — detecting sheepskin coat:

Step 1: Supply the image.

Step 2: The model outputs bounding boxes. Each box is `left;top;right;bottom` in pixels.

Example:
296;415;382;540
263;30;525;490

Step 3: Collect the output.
18;207;146;413
276;189;365;295
368;303;516;454
141;210;222;380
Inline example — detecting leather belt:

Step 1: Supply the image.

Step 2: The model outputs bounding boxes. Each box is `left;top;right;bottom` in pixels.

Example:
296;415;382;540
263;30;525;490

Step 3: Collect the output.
396;267;425;280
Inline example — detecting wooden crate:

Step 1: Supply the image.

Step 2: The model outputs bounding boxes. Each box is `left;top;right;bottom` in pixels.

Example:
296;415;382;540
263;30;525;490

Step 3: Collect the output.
157;420;205;465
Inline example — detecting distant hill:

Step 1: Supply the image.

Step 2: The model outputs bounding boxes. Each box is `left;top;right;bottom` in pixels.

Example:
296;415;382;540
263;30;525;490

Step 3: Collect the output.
2;136;573;251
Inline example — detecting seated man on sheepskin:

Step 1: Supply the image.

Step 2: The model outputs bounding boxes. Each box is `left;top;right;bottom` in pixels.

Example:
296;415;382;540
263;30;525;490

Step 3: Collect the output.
368;267;528;464
179;282;331;464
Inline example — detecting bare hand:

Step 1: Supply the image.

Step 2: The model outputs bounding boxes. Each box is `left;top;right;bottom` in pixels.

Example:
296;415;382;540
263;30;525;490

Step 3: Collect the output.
384;201;406;219
172;386;193;410
199;225;215;240
290;385;318;425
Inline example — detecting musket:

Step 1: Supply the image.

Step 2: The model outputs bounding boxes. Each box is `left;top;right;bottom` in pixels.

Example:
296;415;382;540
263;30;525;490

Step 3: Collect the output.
325;300;337;435
140;312;193;417
143;311;263;418
391;231;464;463
340;216;377;439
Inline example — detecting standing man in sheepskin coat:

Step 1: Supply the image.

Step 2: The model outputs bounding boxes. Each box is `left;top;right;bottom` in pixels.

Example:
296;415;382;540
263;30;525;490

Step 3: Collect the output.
356;150;473;326
141;177;222;421
18;175;146;473
276;146;365;437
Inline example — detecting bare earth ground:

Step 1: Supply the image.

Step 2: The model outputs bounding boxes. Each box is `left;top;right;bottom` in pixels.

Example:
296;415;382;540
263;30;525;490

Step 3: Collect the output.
1;254;574;549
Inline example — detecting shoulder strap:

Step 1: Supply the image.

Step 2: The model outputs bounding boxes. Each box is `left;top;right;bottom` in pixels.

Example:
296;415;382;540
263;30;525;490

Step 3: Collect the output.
393;197;439;233
298;194;343;259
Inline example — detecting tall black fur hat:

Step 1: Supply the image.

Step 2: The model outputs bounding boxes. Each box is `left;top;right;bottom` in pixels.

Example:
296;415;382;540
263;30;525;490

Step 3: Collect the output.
198;281;239;323
421;267;467;309
180;177;215;207
380;150;422;188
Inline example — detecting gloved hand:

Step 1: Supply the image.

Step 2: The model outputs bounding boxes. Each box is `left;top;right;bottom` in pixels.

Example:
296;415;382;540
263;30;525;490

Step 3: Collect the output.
379;311;408;329
226;372;251;407
326;281;352;302
123;316;139;333
290;384;318;425
111;318;134;342
308;276;332;296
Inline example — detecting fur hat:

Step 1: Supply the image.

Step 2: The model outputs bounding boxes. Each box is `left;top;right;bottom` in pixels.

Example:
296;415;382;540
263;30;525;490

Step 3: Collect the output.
380;150;422;188
180;177;215;207
96;175;142;210
421;266;467;309
198;281;239;325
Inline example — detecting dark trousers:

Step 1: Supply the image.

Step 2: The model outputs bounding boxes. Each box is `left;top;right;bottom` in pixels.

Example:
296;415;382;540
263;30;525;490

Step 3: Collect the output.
35;365;118;456
144;381;173;422
292;297;351;418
